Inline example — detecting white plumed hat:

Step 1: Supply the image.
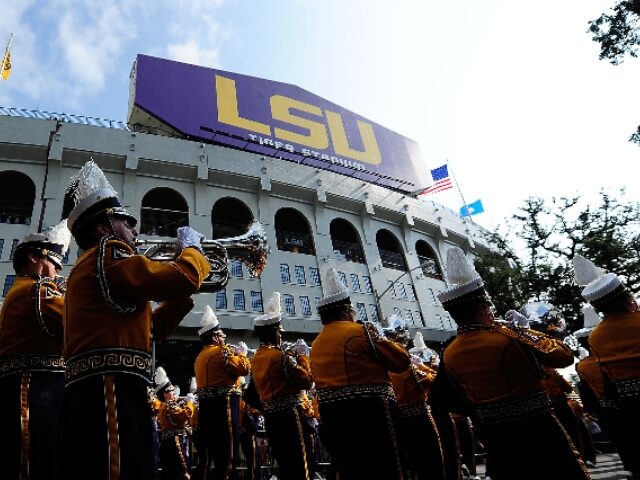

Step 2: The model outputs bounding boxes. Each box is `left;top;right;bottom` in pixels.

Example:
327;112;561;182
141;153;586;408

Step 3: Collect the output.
573;254;625;305
254;292;282;327
437;246;489;307
198;305;221;336
154;366;174;394
573;306;602;338
16;219;71;269
317;267;350;309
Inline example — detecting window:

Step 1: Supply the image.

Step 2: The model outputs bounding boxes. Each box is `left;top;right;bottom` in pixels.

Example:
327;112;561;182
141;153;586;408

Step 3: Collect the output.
338;271;348;290
251;291;263;312
407;284;416;301
231;259;243;278
0;239;4;259
275;208;315;255
362;275;373;294
350;274;361;292
314;297;321;314
9;239;19;260
3;275;15;296
233;289;246;310
369;305;379;323
309;267;321;286
140;187;189;237
387;280;396;299
416;240;443;280
300;296;311;316
211;197;253;239
280;264;291;283
393;307;402;318
0;171;35;225
376;229;407;271
283;294;296;315
329;218;365;264
396;282;407;300
405;309;414;326
215;289;228;309
295;265;306;285
415;311;424;327
356;303;367;322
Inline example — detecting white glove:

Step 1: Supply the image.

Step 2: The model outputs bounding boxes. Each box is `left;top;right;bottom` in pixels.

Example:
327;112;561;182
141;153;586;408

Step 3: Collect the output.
294;339;310;356
410;354;423;365
176;226;204;251
505;310;529;329
186;393;196;403
236;341;249;356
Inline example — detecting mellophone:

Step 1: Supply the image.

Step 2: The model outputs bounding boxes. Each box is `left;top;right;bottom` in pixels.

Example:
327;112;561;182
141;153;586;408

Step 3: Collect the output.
135;221;269;292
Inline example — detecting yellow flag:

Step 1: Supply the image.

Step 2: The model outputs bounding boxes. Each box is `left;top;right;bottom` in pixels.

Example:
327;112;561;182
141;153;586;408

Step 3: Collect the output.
1;51;11;80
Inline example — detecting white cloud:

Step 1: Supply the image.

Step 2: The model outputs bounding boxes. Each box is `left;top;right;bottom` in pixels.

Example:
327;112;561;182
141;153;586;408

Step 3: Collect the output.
166;40;221;68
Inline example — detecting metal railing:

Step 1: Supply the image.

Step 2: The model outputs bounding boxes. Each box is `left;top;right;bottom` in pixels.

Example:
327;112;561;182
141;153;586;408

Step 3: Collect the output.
0;106;129;130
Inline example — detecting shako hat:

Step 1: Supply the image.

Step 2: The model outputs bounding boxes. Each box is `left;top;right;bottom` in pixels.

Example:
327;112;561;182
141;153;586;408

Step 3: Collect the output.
573;306;602;338
317;266;351;310
409;331;428;355
15;219;71;269
573;254;627;306
154;366;175;395
254;292;283;328
198;305;222;337
65;160;137;235
437;246;490;308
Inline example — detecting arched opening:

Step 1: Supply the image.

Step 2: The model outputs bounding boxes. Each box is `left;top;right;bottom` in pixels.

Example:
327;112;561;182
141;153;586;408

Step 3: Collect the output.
376;229;407;271
415;240;443;280
0;171;35;225
211;197;253;239
140;187;188;237
275;208;315;255
329;218;365;264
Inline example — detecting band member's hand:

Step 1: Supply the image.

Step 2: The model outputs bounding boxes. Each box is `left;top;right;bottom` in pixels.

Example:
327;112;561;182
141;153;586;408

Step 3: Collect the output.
294;339;310;356
176;227;204;251
505;310;529;329
236;341;249;356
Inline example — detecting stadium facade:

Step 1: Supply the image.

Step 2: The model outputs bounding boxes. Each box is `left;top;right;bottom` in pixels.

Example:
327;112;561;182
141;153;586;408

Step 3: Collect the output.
0;55;491;372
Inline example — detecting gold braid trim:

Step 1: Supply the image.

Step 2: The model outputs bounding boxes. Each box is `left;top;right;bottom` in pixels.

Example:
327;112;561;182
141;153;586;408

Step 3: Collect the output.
262;393;305;413
615;377;640;399
196;385;242;398
0;354;65;378
475;391;552;424
316;384;396;404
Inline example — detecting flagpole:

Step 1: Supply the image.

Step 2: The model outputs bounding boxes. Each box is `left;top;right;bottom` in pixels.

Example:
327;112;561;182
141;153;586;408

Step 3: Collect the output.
446;159;473;219
1;33;13;77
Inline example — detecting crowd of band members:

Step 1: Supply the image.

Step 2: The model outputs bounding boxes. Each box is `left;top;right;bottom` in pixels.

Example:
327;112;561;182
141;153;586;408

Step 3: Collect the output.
0;159;639;480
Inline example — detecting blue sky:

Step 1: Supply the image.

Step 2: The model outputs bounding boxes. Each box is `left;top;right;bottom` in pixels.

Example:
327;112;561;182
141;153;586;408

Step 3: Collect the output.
1;0;638;232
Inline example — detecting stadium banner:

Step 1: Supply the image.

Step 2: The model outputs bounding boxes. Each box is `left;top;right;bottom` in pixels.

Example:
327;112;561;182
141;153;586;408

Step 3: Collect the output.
129;54;430;192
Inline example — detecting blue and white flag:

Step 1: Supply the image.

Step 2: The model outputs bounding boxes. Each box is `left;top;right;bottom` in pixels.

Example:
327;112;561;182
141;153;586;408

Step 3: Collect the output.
460;199;484;216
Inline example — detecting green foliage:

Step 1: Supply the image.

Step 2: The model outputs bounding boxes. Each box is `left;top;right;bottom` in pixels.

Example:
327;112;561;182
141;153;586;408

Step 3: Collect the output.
589;0;640;65
476;190;640;330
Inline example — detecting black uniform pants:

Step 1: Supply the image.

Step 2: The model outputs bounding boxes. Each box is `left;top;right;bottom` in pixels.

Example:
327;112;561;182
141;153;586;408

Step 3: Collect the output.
198;394;241;480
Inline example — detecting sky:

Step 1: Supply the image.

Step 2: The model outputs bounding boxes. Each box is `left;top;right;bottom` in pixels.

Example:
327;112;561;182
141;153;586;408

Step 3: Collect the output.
0;0;638;233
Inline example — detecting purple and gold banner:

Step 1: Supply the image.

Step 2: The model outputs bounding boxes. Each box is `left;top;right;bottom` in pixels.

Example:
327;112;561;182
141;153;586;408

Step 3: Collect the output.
129;54;429;192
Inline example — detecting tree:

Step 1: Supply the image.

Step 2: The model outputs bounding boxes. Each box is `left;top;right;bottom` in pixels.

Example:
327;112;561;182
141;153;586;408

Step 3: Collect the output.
474;189;640;331
589;1;640;144
589;0;640;65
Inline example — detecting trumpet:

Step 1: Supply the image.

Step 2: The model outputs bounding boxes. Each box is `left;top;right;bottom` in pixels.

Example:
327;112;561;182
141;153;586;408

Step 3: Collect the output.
135;221;269;293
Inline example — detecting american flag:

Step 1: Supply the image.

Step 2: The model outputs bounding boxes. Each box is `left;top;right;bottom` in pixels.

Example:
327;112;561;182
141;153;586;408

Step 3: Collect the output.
418;165;453;196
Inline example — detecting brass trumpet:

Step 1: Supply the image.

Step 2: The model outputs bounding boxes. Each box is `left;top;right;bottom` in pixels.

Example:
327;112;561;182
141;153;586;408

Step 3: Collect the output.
135;221;269;293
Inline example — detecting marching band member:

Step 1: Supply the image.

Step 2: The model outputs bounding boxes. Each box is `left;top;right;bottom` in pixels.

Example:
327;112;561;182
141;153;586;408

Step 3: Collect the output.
388;323;445;480
153;367;194;480
428;247;589;479
246;292;315;480
0;220;70;479
573;254;640;477
62;160;211;479
310;267;410;480
194;305;250;480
